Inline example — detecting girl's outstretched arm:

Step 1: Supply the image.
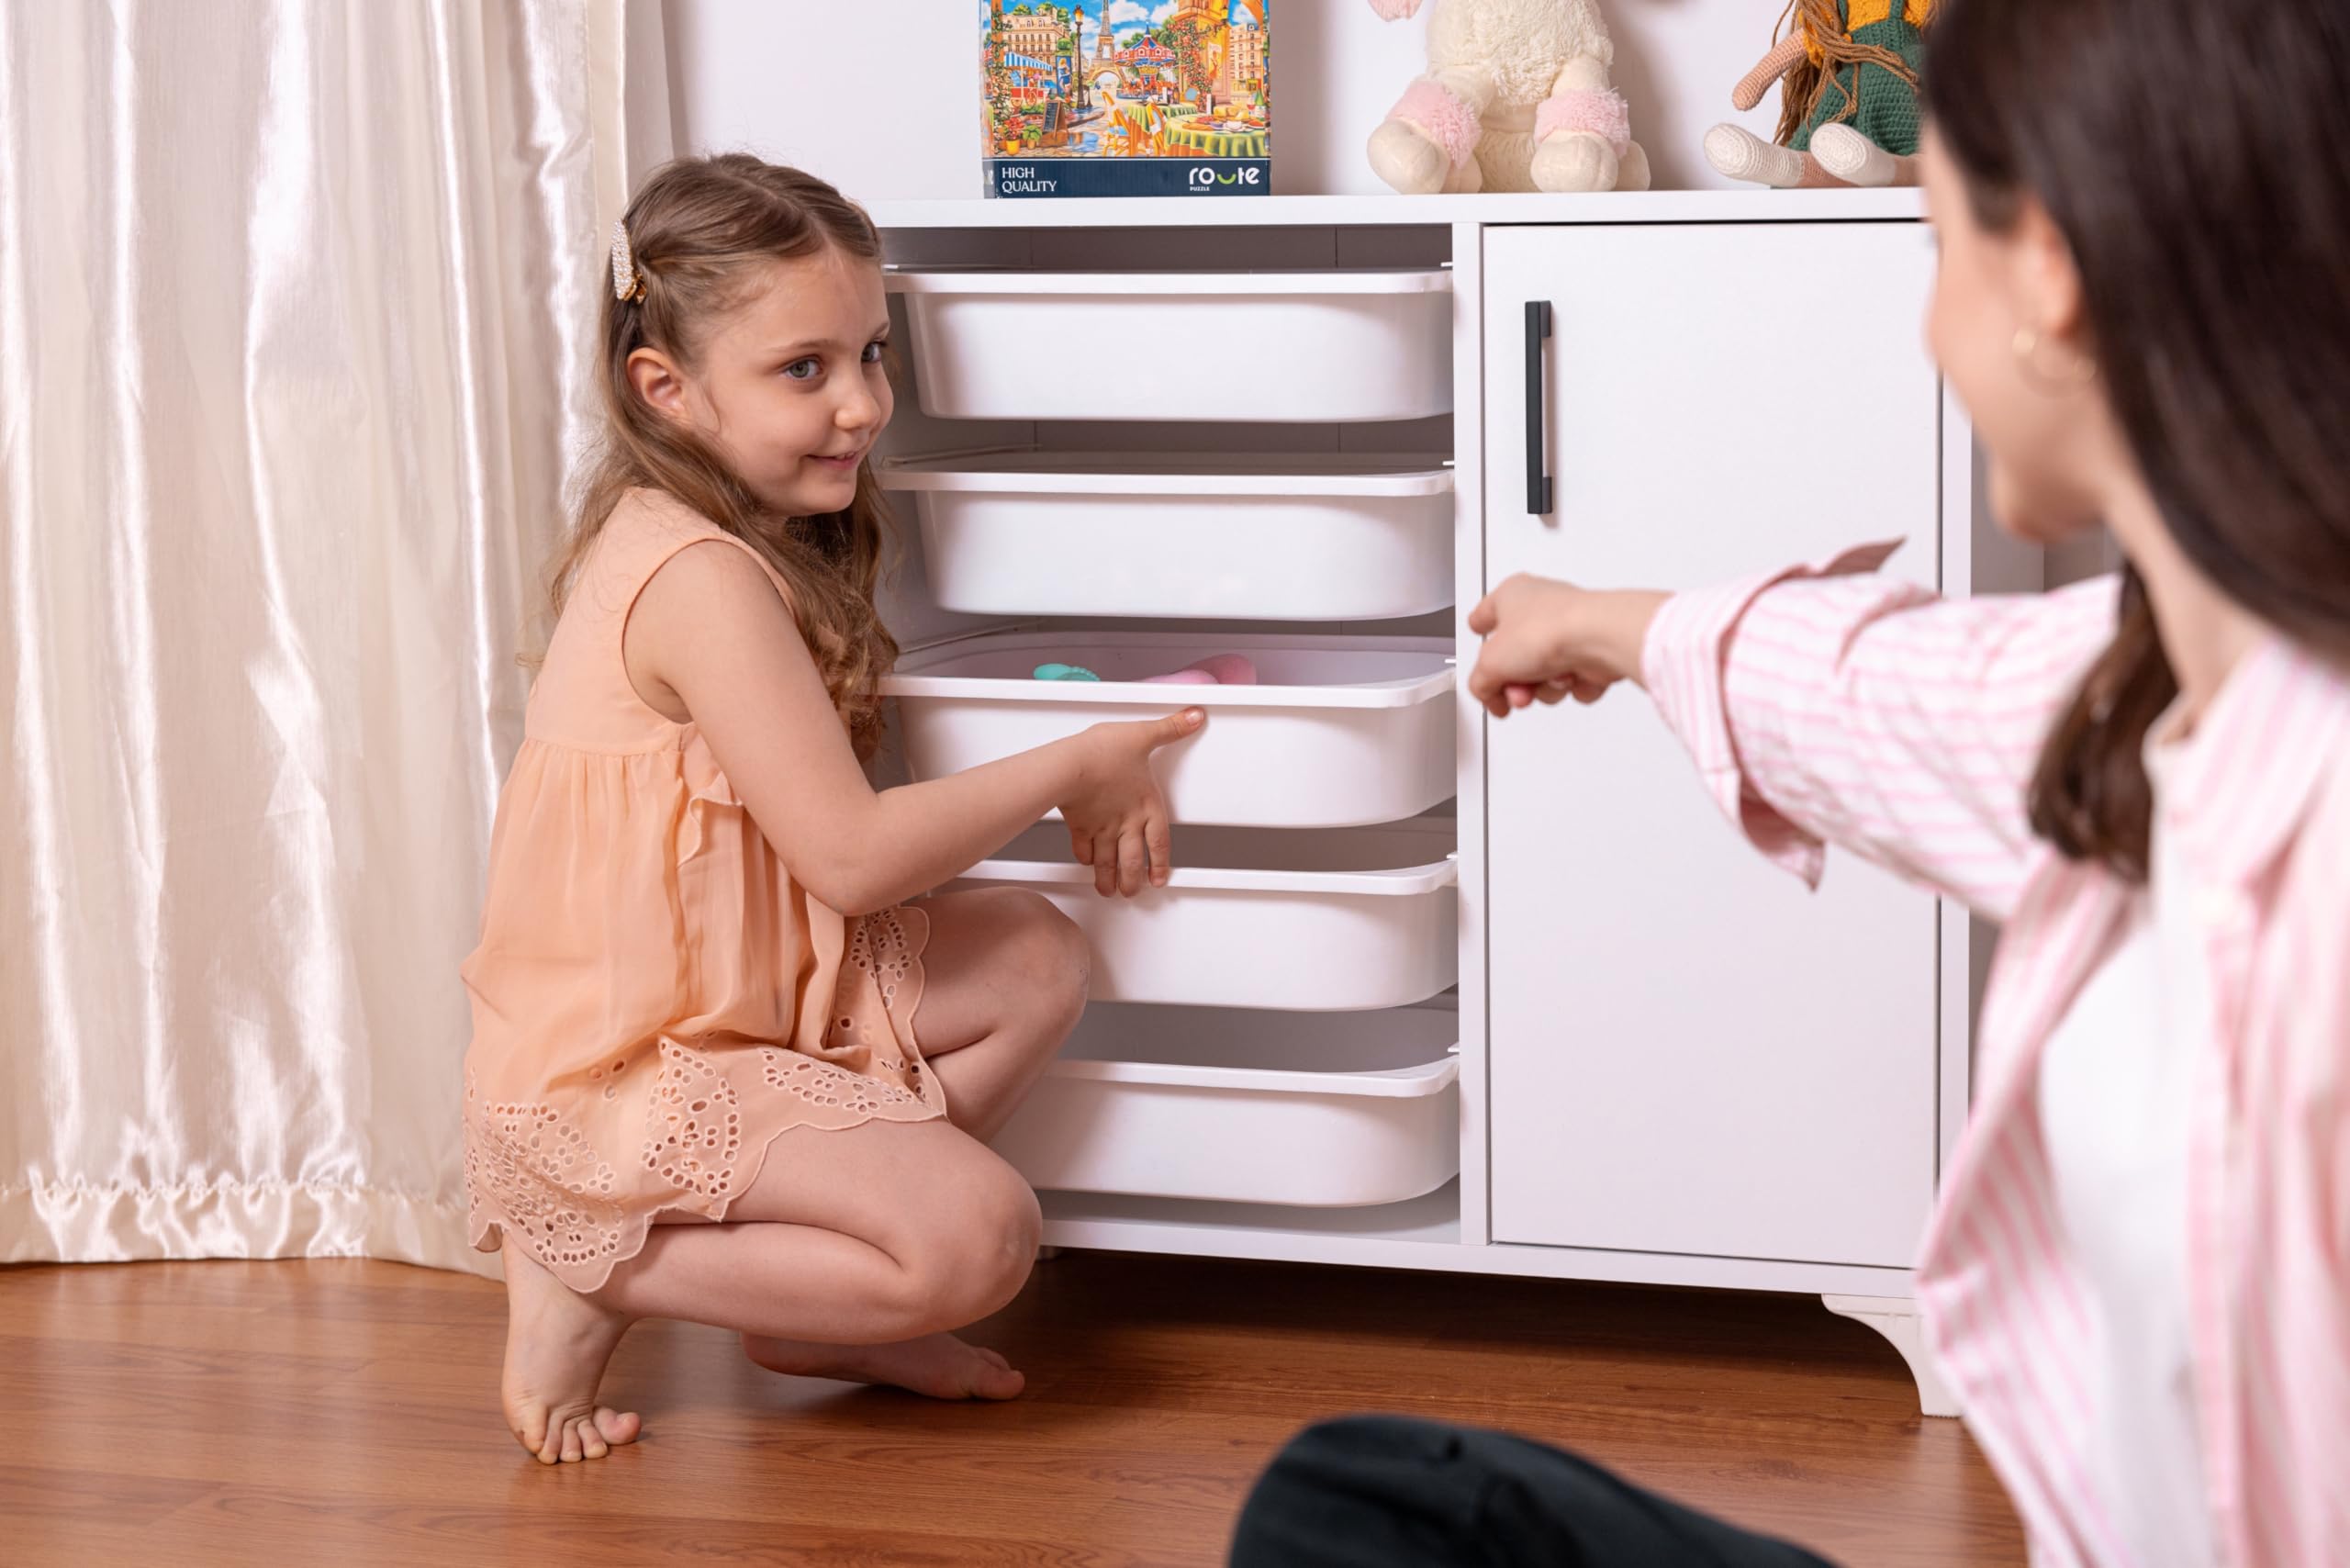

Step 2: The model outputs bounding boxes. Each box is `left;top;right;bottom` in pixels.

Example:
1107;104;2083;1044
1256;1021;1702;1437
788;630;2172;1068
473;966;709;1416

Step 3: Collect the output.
629;540;1201;915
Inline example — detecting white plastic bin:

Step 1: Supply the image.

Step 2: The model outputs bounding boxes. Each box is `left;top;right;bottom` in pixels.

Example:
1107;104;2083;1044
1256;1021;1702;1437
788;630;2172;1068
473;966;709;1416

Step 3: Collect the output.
883;633;1456;829
949;819;1457;1011
878;450;1455;622
886;269;1453;423
993;1003;1460;1206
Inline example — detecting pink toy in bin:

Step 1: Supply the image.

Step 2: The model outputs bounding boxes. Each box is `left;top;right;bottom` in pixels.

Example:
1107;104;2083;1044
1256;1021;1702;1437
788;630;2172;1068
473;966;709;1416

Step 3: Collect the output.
1144;655;1259;686
1032;655;1260;686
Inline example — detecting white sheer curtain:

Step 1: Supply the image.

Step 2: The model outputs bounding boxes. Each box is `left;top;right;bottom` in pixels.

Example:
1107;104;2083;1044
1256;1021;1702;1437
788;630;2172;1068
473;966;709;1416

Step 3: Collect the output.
1;0;643;1274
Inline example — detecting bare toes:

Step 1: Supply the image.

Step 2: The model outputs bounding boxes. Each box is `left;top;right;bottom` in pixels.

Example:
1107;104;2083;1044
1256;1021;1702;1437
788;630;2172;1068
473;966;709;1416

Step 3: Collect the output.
595;1407;642;1447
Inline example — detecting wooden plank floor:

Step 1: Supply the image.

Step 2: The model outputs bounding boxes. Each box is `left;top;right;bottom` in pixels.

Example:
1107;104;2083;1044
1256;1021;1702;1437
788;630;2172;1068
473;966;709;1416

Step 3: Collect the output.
1;1252;2020;1566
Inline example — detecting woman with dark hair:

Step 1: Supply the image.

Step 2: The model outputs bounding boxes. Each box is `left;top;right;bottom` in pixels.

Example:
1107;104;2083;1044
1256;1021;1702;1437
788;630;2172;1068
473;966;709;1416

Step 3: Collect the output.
1232;2;2348;1564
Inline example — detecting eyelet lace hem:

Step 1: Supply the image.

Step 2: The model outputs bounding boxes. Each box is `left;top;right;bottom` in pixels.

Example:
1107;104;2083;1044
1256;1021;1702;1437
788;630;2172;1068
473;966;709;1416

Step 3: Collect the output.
463;906;945;1293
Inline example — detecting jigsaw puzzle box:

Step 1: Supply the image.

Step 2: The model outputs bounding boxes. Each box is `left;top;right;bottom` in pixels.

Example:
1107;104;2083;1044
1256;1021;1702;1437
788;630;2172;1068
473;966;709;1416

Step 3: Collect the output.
980;1;1271;198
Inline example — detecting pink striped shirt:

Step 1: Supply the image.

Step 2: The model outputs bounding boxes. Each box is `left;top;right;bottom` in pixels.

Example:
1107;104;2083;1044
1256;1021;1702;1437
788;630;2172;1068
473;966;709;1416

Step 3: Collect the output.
1641;548;2350;1568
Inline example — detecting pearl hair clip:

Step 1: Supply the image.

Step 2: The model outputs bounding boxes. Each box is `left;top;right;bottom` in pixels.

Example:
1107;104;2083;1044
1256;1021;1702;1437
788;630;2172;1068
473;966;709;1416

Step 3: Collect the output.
610;220;646;304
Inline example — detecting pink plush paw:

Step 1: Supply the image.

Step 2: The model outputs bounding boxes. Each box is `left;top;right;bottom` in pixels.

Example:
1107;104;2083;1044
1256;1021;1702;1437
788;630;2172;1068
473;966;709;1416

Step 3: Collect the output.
1389;80;1481;172
1534;87;1632;159
1367;0;1424;17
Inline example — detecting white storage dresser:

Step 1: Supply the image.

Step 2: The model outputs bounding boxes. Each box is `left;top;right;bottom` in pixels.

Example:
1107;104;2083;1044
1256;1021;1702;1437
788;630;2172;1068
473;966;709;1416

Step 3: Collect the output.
889;633;1455;829
878;451;1455;622
870;192;2035;1418
952;822;1459;1013
995;1004;1461;1207
888;268;1454;422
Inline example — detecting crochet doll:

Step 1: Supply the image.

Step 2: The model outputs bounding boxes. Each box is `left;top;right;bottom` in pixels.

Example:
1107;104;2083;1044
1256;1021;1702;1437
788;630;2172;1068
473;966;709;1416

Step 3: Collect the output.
1706;0;1932;189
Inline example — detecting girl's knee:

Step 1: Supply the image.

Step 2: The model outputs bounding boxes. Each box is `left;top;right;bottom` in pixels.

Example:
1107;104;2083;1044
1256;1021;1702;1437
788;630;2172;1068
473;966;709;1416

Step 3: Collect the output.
890;1160;1042;1327
959;1162;1044;1314
1001;889;1091;1021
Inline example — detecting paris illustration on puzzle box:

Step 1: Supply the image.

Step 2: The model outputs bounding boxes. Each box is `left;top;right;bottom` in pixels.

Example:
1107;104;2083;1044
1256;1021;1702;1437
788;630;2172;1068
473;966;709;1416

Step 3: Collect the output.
979;1;1271;198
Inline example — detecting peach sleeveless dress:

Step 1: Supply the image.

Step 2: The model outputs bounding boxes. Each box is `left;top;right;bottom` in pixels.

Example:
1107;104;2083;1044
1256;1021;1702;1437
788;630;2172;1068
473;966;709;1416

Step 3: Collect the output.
460;488;946;1292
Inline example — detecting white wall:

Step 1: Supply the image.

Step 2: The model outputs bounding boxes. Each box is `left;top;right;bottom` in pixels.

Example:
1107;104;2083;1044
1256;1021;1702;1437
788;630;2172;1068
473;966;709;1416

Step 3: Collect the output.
660;0;1795;197
626;0;677;184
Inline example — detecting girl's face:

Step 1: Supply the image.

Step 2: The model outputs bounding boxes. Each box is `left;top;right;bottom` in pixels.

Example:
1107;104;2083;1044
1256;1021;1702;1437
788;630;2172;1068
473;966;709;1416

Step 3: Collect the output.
1920;131;2112;545
643;247;893;517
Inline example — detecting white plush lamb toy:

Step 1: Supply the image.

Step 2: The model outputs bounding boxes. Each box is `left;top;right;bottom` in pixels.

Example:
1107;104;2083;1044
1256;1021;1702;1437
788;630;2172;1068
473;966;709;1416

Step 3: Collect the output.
1367;0;1651;194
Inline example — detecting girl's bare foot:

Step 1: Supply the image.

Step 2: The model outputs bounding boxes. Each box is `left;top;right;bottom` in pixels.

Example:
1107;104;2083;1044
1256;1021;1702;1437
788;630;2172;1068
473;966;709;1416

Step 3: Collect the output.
499;1238;643;1463
742;1330;1026;1401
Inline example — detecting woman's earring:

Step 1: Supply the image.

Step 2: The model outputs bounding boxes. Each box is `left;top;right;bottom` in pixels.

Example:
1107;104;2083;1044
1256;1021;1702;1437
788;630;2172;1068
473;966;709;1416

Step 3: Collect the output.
2012;327;2098;390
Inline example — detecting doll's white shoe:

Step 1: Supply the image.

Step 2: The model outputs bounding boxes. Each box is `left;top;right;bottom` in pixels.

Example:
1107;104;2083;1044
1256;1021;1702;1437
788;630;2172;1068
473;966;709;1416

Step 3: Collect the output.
1705;122;1807;188
1812;122;1899;186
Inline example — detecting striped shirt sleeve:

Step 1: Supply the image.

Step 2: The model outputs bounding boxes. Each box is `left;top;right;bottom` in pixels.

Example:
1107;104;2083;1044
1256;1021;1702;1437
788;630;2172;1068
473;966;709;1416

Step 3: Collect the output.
1641;548;2120;923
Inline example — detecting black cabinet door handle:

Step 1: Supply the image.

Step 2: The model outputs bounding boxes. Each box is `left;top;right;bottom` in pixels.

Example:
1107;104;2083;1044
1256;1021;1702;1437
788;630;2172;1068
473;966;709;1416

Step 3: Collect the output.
1525;300;1552;516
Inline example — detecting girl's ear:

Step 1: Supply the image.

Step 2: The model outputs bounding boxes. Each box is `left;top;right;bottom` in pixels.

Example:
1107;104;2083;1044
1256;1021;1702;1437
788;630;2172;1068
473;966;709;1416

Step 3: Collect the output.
627;346;691;425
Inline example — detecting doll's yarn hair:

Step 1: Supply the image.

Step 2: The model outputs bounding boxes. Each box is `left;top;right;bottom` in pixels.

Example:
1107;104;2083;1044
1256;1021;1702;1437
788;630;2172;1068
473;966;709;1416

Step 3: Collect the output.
1773;0;1926;147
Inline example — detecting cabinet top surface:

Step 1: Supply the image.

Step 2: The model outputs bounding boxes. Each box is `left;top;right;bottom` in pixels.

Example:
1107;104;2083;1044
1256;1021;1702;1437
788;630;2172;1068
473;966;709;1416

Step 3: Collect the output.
867;188;1925;231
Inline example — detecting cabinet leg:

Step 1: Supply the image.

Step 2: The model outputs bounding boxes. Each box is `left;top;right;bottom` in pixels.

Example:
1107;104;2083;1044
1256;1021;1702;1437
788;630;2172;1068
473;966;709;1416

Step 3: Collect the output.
1821;1294;1959;1418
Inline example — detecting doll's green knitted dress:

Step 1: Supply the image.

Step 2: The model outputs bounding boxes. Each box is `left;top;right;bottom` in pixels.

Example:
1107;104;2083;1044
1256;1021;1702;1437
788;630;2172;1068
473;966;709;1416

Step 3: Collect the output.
1791;0;1929;157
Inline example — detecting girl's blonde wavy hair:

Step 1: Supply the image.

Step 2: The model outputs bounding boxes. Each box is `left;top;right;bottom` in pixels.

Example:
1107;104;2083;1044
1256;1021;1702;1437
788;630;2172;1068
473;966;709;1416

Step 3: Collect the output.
545;154;899;759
